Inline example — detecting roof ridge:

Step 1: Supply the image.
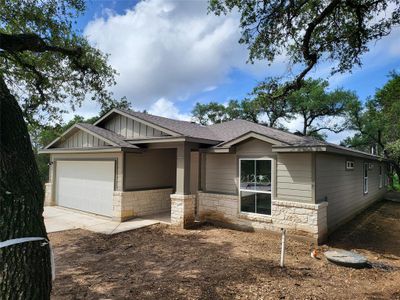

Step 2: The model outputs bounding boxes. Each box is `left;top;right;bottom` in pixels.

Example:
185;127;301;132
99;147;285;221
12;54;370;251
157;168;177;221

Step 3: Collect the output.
118;108;206;127
208;118;326;145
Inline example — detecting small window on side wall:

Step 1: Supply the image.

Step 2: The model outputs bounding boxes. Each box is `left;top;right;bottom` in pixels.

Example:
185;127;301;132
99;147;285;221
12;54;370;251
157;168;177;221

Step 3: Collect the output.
346;160;355;170
363;162;369;194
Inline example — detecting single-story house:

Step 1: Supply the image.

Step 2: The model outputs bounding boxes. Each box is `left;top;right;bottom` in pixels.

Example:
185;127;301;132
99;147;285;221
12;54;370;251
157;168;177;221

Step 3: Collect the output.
40;108;389;243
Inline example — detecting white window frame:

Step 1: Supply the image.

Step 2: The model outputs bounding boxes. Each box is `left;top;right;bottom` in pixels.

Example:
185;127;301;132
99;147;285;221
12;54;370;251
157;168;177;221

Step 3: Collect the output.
363;162;369;194
239;158;273;216
346;160;355;170
379;165;383;189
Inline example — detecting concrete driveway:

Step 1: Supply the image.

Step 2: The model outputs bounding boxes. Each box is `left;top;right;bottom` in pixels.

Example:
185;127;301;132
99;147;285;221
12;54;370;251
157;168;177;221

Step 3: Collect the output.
44;206;170;235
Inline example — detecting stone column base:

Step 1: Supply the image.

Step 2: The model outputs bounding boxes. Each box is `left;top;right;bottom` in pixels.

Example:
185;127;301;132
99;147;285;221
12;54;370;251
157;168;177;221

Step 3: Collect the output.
44;183;55;206
170;194;196;228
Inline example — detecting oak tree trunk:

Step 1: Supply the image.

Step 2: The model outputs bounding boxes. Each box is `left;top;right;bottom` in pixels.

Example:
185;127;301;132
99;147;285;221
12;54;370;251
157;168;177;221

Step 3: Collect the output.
0;76;52;299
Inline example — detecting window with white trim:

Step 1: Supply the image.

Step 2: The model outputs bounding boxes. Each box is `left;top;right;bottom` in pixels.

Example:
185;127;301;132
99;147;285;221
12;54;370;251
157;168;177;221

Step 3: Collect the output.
363;162;368;194
346;160;355;170
239;159;272;215
379;165;383;189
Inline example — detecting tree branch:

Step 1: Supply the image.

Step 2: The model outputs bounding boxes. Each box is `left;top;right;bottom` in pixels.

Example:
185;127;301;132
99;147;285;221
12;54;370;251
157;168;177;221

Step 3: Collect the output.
0;33;82;57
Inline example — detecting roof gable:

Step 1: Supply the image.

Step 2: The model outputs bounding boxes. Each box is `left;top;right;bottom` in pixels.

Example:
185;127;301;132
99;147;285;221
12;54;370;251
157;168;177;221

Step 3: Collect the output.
44;123;137;149
215;131;287;148
94;109;179;137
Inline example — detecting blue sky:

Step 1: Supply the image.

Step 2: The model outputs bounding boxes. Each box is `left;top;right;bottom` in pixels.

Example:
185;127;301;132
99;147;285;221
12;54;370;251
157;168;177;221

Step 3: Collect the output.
70;0;400;143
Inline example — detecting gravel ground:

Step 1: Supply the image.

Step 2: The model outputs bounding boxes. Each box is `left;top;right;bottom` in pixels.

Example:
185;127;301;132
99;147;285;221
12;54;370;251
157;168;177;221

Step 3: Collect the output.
49;200;400;300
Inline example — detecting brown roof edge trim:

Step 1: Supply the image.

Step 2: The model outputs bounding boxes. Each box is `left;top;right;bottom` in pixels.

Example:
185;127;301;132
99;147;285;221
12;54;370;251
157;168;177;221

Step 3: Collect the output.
127;136;221;145
272;145;388;161
38;147;124;154
214;131;288;148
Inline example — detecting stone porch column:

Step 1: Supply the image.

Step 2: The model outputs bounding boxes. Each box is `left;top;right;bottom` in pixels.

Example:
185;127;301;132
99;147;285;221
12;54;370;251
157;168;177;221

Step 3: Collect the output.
44;161;55;206
170;142;196;228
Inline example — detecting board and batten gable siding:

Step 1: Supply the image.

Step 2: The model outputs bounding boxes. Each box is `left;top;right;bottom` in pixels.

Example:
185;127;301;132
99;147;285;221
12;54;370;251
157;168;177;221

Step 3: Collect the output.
276;153;314;203
315;153;386;232
102;114;170;139
124;149;176;191
57;130;109;148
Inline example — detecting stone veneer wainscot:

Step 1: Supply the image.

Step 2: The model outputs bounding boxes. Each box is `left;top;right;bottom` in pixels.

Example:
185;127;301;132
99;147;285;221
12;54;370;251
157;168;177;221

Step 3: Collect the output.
113;188;173;222
197;191;328;243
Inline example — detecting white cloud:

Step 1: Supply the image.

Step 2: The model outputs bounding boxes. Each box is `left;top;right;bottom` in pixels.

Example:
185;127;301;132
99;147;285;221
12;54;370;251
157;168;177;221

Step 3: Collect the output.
148;98;191;121
83;0;268;109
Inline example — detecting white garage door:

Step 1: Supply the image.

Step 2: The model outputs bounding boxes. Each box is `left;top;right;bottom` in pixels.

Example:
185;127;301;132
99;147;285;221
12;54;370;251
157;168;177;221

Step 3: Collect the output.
56;160;115;217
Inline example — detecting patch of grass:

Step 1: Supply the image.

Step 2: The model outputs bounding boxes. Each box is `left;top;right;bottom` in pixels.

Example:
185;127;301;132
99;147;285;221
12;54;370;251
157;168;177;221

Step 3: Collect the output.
393;174;400;191
389;174;400;191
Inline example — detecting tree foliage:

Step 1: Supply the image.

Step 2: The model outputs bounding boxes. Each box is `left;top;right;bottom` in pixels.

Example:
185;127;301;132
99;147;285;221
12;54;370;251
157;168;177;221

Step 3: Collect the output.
0;0;118;297
343;72;400;183
191;99;259;125
209;0;400;97
288;78;359;139
251;77;292;128
0;0;116;125
192;78;358;141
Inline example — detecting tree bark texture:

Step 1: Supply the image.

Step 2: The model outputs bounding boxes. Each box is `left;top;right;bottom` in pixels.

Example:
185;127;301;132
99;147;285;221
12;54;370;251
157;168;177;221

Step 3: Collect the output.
0;76;51;299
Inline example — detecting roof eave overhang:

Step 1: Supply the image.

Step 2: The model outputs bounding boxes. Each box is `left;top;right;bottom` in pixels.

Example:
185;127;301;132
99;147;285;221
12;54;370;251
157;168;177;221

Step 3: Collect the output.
38;147;142;154
272;145;388;161
200;147;236;153
128;136;221;145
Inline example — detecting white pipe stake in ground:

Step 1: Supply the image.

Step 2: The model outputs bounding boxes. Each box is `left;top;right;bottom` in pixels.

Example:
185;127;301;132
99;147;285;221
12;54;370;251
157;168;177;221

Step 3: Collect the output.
280;228;286;267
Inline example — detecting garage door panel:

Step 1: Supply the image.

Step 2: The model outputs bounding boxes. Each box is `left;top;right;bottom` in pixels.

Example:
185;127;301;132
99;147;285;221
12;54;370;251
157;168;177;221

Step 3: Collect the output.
56;161;114;217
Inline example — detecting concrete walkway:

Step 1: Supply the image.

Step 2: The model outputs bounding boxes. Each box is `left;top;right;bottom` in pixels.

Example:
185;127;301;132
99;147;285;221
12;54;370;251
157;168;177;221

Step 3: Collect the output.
44;206;170;235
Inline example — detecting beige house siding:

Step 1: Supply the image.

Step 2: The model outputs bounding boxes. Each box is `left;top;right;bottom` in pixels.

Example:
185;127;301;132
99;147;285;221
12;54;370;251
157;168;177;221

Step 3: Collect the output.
205;153;237;194
236;139;273;156
204;139;276;195
276;153;314;203
315;153;387;232
124;149;176;191
57;130;109;148
102;114;170;139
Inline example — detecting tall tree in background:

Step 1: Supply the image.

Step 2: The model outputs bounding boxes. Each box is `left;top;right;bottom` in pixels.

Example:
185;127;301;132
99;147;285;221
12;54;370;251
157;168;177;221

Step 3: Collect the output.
0;0;116;298
288;79;359;139
191;99;259;124
209;0;400;97
251;78;292;128
343;72;400;183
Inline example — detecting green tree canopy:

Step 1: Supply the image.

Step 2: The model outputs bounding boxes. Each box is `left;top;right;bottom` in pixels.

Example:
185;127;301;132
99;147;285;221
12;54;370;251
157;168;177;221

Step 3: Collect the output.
191;99;259;125
209;0;400;96
343;72;400;182
288;78;359;139
0;0;116;125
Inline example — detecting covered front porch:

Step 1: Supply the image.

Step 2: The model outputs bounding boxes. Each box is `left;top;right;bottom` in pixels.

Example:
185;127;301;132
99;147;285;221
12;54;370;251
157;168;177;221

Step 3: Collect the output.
114;141;201;228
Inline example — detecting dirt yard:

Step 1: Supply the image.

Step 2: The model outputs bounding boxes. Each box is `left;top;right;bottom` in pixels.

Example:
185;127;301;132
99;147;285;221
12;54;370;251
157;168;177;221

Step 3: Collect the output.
50;200;400;300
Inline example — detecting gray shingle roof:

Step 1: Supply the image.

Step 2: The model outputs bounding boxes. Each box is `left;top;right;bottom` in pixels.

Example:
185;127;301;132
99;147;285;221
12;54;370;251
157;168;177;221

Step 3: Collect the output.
110;109;381;159
207;119;326;147
118;109;222;141
77;123;137;148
